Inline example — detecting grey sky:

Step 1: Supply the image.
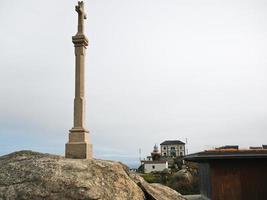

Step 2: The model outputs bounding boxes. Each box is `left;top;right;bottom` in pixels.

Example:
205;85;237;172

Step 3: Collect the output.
0;0;267;166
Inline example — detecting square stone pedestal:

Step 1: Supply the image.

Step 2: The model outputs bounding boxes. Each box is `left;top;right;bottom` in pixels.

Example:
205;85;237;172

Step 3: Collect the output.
65;130;93;159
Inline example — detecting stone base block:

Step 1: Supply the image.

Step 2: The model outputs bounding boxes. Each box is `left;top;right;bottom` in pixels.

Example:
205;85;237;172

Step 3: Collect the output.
65;142;93;159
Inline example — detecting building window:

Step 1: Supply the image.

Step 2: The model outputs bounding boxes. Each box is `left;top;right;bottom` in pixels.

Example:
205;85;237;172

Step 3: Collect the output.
152;165;155;169
170;146;176;157
180;146;183;149
164;153;166;156
180;152;183;156
163;147;166;150
171;152;176;157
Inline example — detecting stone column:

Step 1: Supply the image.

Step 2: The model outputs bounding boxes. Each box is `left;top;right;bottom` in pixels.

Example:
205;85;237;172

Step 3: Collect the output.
65;1;93;159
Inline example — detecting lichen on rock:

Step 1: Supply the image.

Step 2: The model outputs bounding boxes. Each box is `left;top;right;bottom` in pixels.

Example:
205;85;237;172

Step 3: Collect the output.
0;151;185;200
0;151;143;200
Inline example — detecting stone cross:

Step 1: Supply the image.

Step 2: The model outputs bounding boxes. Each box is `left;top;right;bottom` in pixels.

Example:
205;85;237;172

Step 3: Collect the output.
65;1;93;159
75;1;87;35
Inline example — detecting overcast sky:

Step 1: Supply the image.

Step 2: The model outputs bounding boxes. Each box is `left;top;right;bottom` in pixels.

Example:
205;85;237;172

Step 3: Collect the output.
0;0;266;166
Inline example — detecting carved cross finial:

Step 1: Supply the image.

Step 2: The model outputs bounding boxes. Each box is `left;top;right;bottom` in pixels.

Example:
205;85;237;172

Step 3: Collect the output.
75;1;86;34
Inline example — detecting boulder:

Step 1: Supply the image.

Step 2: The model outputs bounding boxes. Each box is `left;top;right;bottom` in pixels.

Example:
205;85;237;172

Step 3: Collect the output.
173;169;193;183
0;151;185;200
0;151;143;200
130;173;186;200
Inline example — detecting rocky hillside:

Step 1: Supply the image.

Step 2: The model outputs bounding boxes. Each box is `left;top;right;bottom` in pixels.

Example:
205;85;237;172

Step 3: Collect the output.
0;151;186;200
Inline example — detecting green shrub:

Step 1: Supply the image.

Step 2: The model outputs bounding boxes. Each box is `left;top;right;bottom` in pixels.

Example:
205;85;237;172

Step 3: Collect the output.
141;173;161;183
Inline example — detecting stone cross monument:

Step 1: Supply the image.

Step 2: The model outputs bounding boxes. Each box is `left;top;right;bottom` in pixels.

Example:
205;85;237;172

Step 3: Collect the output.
65;1;93;159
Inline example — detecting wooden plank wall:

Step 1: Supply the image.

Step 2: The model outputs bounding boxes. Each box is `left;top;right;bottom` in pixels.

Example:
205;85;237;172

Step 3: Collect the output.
210;159;267;200
199;163;211;199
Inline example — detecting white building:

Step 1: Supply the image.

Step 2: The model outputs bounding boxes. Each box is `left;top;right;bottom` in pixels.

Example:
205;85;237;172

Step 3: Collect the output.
142;160;168;173
160;140;186;157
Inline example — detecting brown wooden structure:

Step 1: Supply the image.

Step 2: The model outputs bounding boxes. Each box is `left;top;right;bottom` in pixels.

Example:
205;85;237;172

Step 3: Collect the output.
185;150;267;200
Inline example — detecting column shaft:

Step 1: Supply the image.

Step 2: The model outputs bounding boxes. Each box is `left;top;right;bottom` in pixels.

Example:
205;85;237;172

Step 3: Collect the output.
74;47;86;128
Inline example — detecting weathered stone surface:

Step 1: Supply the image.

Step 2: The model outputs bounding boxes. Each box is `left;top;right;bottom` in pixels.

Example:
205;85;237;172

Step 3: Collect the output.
130;173;186;200
0;151;185;200
173;169;193;183
0;151;144;200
